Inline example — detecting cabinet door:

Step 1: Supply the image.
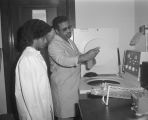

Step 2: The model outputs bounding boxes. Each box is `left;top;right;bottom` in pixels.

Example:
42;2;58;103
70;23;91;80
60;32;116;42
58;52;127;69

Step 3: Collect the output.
0;10;7;114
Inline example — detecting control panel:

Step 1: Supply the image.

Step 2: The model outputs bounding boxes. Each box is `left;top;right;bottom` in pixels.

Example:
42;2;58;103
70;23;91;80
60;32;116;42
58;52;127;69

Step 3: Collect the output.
123;50;148;77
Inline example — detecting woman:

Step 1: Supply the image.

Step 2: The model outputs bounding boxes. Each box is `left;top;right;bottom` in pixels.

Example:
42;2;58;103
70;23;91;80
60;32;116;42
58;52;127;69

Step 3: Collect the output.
15;19;55;120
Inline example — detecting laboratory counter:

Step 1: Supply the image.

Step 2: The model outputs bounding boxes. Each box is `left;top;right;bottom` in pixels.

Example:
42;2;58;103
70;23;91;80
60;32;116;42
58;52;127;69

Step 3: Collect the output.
78;75;148;120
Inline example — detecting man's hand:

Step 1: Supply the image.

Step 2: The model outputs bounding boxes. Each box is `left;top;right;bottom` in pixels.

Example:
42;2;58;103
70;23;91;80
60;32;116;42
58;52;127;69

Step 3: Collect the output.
85;58;96;70
85;47;100;60
78;47;100;64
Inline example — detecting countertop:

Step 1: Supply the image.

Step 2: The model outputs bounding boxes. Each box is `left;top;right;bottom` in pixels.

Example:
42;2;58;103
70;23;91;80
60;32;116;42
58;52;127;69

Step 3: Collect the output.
78;74;148;120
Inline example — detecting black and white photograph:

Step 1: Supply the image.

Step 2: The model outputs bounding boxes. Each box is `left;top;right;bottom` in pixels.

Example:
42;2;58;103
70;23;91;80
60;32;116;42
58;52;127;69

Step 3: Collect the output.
0;0;148;120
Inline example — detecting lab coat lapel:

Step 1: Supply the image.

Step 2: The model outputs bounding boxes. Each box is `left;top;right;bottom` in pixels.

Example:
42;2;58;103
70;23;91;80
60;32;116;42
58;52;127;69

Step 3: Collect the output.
62;39;79;56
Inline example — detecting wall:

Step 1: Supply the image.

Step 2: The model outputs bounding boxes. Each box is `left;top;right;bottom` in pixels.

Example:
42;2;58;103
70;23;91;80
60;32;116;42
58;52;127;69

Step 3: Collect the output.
135;0;148;31
0;11;7;114
75;0;135;63
134;0;148;51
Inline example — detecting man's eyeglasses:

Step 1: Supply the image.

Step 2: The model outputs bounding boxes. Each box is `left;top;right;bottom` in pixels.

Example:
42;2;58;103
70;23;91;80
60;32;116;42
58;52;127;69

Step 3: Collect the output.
61;25;72;32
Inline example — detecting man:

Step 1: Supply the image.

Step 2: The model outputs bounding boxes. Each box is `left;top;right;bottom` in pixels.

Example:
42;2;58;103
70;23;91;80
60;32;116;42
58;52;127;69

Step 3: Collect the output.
15;19;55;120
48;16;100;120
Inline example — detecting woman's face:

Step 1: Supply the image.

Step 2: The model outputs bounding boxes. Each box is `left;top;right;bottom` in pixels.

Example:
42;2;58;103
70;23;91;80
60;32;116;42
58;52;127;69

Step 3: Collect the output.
37;29;55;49
37;37;48;49
46;29;55;44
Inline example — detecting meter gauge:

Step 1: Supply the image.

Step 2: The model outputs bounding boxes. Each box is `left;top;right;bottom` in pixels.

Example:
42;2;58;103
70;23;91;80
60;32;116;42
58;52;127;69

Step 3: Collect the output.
127;53;131;59
132;67;135;72
132;61;135;65
125;65;128;69
129;66;132;70
134;55;138;60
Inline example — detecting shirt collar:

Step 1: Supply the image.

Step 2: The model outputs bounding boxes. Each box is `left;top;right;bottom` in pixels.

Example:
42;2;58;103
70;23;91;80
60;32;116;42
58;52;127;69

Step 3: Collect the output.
25;46;41;54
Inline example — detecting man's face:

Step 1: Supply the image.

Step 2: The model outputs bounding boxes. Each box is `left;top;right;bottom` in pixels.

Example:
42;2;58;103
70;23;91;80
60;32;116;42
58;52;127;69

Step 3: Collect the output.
57;21;72;41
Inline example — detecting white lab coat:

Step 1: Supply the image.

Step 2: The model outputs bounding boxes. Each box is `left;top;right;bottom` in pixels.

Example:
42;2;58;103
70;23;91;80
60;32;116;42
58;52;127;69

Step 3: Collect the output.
48;35;81;118
15;47;53;120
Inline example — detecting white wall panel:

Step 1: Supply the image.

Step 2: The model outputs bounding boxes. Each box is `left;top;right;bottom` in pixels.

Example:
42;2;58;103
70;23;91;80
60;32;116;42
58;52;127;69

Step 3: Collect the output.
75;0;135;64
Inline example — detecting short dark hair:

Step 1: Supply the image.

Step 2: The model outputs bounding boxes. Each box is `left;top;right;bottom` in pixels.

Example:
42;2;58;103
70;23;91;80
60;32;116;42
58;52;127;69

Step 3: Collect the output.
52;16;68;30
16;19;52;52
